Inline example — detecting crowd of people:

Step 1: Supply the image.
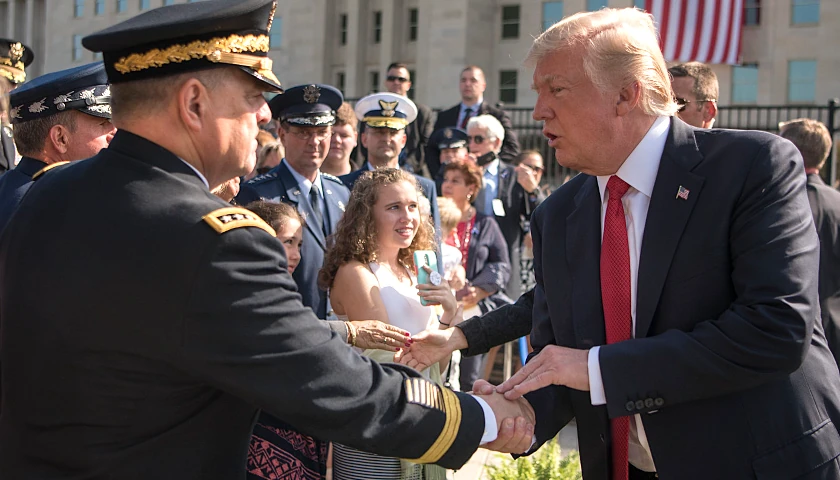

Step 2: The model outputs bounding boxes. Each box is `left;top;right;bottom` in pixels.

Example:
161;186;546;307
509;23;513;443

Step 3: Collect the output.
1;1;840;480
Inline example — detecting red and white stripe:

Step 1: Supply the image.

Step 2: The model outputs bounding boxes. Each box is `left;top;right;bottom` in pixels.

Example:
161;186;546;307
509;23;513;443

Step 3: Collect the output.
644;0;744;65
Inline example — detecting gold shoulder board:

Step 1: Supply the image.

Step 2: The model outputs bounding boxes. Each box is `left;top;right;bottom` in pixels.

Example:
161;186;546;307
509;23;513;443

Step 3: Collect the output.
202;207;276;237
32;161;70;180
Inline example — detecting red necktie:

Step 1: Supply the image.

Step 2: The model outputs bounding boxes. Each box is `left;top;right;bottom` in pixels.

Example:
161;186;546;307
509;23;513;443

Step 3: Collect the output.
460;107;473;129
600;175;632;480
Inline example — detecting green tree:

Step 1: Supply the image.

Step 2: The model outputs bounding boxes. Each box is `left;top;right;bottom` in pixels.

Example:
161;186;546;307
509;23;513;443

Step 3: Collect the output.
485;440;582;480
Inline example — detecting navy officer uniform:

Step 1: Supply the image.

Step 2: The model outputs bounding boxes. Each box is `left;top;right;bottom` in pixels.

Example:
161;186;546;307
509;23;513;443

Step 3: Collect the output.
428;126;469;195
0;61;111;234
0;1;495;478
0;38;34;174
237;84;350;319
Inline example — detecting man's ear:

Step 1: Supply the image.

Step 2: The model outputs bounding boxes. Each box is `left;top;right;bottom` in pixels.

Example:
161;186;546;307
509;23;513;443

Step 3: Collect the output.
703;101;718;123
48;123;72;155
177;78;210;132
616;81;642;117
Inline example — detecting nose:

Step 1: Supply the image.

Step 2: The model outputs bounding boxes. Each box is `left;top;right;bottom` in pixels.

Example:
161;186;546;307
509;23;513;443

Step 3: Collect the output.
256;99;272;125
532;95;553;122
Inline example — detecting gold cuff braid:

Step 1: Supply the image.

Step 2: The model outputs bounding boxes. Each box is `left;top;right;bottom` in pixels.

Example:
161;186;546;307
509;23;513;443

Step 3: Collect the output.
407;387;461;464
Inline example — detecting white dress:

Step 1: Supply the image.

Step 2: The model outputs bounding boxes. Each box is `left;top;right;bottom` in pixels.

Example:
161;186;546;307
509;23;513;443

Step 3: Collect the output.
332;263;438;480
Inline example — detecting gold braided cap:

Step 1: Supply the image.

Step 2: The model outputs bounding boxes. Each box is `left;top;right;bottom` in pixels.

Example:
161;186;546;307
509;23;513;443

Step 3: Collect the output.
0;64;25;84
113;33;279;86
363;116;409;130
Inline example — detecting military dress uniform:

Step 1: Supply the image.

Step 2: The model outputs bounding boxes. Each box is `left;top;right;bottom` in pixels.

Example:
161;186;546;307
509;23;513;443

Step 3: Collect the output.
0;61;111;234
0;1;488;478
0;38;35;174
237;84;350;319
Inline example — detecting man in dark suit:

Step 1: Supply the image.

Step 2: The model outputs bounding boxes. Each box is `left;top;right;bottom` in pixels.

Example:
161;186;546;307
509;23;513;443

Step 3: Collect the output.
0;1;535;477
341;92;441;245
0;38;35;174
429;65;520;178
491;8;840;480
358;63;435;176
466;114;544;300
780;118;840;368
0;61;114;234
236;84;350;319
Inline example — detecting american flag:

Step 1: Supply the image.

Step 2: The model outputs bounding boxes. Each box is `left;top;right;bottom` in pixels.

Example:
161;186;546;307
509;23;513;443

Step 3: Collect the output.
643;0;744;65
676;186;690;200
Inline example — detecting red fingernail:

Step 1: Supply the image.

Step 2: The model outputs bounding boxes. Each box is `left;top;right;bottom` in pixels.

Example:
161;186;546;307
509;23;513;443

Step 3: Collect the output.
405;343;411;347
404;332;410;336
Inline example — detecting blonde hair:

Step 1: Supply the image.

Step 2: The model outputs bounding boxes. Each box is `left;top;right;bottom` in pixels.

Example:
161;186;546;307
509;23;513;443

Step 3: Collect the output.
779;118;833;170
528;8;678;117
437;197;461;237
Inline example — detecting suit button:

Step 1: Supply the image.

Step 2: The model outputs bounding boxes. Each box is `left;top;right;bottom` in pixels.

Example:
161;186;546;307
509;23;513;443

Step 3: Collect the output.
654;397;665;407
644;398;655;408
635;400;645;410
625;401;636;412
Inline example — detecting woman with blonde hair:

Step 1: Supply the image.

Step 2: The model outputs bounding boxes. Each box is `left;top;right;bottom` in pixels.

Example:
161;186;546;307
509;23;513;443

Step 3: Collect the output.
319;168;460;480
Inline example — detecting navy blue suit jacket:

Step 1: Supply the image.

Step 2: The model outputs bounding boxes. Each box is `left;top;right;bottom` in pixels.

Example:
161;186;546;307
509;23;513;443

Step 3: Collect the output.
525;118;840;479
0;157;47;235
237;162;350;318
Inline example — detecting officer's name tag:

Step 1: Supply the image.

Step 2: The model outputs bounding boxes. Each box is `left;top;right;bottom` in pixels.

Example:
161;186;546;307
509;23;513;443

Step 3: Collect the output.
492;198;506;217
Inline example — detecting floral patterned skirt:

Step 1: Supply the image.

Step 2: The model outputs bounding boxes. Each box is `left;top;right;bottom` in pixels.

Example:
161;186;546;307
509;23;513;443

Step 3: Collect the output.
247;412;328;480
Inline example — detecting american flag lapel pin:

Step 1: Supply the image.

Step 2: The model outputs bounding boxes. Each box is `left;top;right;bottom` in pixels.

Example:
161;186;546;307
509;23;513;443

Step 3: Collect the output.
676;185;690;200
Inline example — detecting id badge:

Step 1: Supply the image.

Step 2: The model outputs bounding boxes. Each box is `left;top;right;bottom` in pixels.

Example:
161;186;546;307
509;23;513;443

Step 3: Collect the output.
492;198;506;217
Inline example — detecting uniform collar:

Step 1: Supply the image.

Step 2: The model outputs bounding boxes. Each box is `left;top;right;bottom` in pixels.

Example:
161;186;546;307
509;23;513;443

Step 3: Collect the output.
283;158;323;197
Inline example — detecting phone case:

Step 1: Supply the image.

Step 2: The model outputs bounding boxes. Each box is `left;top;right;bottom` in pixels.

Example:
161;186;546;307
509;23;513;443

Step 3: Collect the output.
413;250;439;306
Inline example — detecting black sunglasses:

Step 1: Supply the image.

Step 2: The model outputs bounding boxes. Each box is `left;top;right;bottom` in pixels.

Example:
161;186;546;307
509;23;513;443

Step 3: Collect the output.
386;75;409;83
468;135;486;144
675;97;716;113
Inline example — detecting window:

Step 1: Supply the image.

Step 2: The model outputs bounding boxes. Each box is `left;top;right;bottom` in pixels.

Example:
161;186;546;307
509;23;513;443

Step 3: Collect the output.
336;72;345;94
788;60;816;102
373;11;382;44
542;2;563;31
74;0;84;17
743;0;760;25
732;64;758;103
340;14;348;45
792;0;819;24
116;0;127;13
73;34;84;61
586;0;607;11
139;0;150;10
95;0;105;15
269;17;282;48
408;8;419;42
501;5;520;39
499;70;518;104
370;71;380;94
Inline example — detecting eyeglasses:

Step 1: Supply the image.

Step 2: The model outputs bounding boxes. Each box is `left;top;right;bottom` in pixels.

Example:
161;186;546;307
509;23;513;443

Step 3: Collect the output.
286;128;330;141
675;97;716;113
520;163;544;173
468;135;487;144
386;75;409;83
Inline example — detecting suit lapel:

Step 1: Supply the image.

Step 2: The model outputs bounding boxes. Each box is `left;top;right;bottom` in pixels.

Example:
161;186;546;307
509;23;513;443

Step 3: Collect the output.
278;163;326;249
635;118;705;338
566;176;607;348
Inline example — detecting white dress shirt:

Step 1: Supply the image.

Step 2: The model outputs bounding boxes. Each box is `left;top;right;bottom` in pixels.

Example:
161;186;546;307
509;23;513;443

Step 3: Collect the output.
587;115;670;472
457;99;483;129
284;159;325;212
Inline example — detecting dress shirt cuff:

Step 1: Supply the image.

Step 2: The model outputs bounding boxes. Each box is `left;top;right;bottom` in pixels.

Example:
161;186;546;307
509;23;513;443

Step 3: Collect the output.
471;395;498;444
588;346;607;405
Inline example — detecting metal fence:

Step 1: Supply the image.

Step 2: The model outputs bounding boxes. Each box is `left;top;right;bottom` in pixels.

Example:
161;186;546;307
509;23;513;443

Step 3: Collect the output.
502;99;840;189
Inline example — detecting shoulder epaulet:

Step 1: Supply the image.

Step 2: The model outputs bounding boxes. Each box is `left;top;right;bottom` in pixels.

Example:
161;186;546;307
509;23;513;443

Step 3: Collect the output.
247;171;279;185
322;173;343;185
32;161;70;180
202;207;276;237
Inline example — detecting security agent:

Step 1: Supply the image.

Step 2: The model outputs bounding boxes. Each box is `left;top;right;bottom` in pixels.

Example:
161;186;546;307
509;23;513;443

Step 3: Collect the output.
0;61;114;234
0;38;34;174
236;83;350;319
0;1;532;477
428;126;469;195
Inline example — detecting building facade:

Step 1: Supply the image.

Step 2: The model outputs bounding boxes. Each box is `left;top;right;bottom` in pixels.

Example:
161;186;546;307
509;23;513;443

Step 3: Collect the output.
0;0;837;109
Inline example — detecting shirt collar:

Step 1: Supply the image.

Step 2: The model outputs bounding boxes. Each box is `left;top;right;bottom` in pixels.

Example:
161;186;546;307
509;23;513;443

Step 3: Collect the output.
366;162;376;172
283;159;323;196
597;115;670;202
179;159;209;188
461;99;483;112
484;157;499;176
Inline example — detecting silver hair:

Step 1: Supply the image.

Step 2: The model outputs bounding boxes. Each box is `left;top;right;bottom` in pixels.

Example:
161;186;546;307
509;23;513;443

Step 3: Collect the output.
466;114;505;142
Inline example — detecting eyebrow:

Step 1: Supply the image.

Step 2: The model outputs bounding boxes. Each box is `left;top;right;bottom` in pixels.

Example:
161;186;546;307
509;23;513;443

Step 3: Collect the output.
531;74;563;90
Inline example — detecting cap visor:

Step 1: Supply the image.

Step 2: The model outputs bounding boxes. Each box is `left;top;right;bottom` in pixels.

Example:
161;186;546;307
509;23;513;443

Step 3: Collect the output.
240;66;283;93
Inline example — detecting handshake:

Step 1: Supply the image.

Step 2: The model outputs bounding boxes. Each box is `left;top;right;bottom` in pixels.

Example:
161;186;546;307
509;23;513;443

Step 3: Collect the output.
471;379;536;454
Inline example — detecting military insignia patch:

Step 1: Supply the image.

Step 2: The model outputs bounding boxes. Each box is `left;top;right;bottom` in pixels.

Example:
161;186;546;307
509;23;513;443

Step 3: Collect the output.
202;207;276;237
9;42;23;63
303;85;321;104
337;201;345;212
28;98;48;114
444;128;453;139
9;105;21;120
379;99;398;118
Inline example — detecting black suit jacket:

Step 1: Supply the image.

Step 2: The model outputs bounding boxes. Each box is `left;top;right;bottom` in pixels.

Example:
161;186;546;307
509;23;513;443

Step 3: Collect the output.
0;156;46;234
236;162;350;319
525;118;840;479
358;103;435;176
807;173;840;367
0;131;484;478
429;102;521;177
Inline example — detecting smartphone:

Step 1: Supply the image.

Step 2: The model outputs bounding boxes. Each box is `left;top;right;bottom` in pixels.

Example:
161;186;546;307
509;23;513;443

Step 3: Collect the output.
413;250;439;306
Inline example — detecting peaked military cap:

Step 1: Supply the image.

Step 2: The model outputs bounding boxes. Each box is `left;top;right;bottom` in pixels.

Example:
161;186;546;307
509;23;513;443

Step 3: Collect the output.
354;92;418;130
82;0;282;91
0;38;34;84
9;62;111;125
430;127;468;150
269;84;343;126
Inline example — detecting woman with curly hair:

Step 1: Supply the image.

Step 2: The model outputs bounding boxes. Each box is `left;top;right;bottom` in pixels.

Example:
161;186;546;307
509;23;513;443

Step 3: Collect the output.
319;168;460;480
